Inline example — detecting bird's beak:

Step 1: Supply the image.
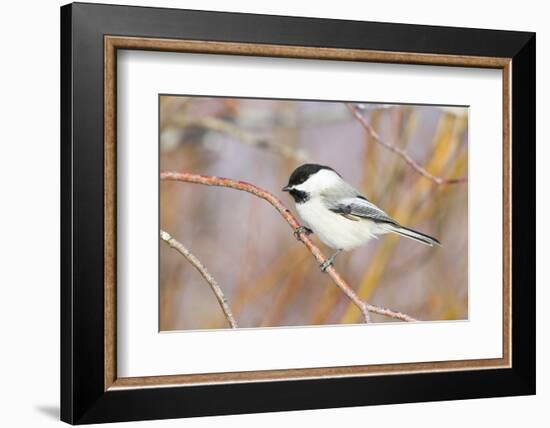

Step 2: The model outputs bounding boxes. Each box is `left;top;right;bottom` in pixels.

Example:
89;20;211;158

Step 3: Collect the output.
282;185;291;192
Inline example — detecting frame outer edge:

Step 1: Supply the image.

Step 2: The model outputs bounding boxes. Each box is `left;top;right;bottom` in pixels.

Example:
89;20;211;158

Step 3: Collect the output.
60;3;75;425
63;3;535;423
510;33;536;392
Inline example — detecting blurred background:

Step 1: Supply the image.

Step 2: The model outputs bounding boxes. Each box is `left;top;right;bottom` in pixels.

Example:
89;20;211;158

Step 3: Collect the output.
159;95;468;331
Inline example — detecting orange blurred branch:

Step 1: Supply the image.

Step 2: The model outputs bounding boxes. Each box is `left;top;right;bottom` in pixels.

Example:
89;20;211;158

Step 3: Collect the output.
347;103;467;185
168;116;307;162
160;229;238;328
161;171;418;324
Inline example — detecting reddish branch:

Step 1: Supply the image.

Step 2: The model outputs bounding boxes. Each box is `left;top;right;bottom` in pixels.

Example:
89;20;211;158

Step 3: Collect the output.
346;103;467;185
161;171;418;323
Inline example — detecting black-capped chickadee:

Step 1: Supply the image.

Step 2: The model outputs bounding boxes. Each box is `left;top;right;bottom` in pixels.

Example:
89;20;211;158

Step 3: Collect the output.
282;164;440;271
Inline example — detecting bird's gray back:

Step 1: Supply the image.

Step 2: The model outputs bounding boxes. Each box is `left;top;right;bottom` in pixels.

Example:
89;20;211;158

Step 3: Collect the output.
321;182;397;225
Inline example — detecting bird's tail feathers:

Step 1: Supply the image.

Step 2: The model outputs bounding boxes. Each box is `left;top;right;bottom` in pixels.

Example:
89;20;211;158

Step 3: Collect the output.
382;224;441;247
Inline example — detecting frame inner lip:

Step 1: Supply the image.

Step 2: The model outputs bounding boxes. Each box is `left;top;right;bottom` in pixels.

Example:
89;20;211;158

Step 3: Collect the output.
102;35;512;390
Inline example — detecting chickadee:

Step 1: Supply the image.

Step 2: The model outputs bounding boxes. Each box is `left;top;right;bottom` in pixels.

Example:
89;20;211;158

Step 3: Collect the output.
282;164;440;271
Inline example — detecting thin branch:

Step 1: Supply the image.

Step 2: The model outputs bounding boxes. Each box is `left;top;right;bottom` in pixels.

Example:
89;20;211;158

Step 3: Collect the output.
167;116;307;162
161;171;419;323
364;303;417;323
346;103;467;185
160;229;238;328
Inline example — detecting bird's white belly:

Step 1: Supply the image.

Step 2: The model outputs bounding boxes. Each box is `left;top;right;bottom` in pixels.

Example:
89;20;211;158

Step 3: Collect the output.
296;199;381;250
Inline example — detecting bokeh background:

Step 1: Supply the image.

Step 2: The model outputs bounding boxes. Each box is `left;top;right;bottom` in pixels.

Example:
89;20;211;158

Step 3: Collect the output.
159;95;468;331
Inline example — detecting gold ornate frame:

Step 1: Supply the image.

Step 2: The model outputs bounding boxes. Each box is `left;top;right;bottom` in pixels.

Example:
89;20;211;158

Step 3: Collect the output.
103;36;512;391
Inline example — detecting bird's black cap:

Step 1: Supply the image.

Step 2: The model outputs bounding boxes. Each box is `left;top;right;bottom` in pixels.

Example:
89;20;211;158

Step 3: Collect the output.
282;163;339;191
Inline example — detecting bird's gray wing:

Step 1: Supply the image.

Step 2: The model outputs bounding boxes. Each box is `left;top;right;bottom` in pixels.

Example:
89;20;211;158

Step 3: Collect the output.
326;196;398;225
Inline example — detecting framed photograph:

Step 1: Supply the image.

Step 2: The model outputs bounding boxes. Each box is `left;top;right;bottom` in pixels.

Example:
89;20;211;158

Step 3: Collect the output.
61;2;535;424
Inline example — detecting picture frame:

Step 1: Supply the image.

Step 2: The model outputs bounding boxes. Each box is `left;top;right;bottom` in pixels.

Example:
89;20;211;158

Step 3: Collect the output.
60;2;535;424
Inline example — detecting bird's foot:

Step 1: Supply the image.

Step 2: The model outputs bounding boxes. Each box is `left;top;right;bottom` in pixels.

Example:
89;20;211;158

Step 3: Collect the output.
319;259;333;272
293;226;313;241
319;249;342;273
